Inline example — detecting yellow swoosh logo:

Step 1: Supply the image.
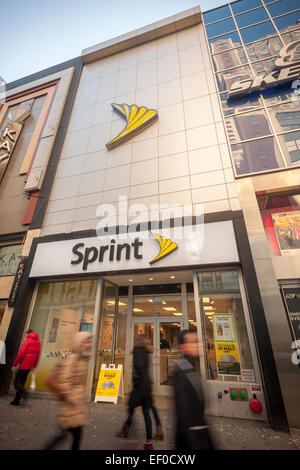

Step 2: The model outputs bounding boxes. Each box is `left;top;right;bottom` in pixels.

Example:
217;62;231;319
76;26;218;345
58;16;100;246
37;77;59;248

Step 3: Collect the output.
106;103;158;150
149;232;178;265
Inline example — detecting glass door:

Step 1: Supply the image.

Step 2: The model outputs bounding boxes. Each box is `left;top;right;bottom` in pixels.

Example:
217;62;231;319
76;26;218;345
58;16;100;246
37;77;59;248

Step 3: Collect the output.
157;319;182;395
132;317;183;396
93;280;119;395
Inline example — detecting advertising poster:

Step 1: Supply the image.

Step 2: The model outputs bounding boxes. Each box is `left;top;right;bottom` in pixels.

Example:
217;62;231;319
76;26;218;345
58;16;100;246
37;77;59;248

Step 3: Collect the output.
215;342;241;376
282;287;300;343
212;314;237;343
95;365;123;404
213;314;241;376
271;210;300;255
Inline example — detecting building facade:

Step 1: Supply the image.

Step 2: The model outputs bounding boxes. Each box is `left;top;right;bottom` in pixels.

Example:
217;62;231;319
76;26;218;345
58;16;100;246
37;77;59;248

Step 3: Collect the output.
0;1;300;431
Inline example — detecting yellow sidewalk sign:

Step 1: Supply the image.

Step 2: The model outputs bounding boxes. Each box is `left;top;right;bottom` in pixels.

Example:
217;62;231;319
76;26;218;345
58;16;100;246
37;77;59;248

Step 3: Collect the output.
94;364;124;404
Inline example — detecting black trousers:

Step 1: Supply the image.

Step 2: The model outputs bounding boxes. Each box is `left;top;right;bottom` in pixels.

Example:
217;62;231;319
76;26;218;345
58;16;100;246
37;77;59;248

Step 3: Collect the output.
12;369;30;404
125;406;152;441
151;405;161;426
43;426;83;450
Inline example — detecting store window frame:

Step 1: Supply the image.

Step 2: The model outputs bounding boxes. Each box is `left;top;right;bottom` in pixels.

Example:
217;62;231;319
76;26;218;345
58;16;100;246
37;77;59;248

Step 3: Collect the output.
20;276;102;400
193;268;262;386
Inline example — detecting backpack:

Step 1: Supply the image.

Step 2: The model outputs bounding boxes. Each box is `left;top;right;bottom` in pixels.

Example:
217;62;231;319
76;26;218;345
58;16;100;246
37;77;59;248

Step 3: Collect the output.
45;363;64;400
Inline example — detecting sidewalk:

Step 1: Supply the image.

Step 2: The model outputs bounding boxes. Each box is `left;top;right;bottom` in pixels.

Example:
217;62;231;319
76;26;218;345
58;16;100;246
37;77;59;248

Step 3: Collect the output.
0;394;299;450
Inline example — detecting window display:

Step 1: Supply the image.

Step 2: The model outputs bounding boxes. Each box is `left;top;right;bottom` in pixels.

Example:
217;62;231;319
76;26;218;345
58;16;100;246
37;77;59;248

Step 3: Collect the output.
281;286;300;343
197;270;255;382
271;211;300;255
27;279;97;392
0;245;22;276
257;191;300;256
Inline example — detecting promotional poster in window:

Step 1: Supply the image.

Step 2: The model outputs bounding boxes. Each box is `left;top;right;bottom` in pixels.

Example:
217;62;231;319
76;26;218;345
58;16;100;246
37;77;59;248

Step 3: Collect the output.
271;210;300;255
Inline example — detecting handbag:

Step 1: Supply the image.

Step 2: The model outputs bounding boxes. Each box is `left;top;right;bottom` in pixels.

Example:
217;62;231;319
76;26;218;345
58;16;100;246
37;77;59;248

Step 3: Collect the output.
45;363;64;400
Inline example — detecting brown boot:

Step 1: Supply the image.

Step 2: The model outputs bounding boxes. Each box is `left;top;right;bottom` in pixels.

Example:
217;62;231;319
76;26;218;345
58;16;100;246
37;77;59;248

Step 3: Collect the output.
116;423;130;438
153;425;164;440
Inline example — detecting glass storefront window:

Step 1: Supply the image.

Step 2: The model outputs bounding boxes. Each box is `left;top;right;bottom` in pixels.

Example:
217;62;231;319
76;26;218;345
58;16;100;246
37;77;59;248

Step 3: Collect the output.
94;282;118;391
206;18;236;39
212;48;247;72
278;131;300;166
235;8;269;28
114;297;128;375
239;22;276;44
267;0;300;18
221;92;262;116
257;190;300;256
197;270;255;382
209;32;242;53
231;0;262;15
268;102;300;133
245;36;283;61
216;65;252;92
0;245;22;276
187;293;200;373
281;286;300;343
225;109;273;144
274;11;300;32
133;294;183;317
28;279;97;392
231;137;284;175
203;5;232;24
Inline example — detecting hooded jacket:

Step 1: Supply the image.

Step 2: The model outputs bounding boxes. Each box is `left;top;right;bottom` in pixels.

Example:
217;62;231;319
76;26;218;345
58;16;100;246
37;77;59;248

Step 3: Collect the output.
57;332;92;429
13;332;41;370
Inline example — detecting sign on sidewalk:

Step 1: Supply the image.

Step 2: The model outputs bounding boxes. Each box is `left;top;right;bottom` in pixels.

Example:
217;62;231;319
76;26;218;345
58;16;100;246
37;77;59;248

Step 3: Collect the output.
94;364;124;404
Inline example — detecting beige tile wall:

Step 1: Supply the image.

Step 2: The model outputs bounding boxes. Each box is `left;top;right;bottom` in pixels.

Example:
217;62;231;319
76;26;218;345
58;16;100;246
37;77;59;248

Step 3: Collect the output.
42;24;238;236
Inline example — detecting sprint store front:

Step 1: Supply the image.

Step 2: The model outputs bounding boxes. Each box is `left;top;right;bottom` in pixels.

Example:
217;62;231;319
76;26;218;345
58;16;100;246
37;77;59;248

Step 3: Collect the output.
24;220;267;421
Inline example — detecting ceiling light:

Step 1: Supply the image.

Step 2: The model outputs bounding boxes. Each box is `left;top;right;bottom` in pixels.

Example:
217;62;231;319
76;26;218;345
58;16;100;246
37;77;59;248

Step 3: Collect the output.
147;299;166;304
133;308;144;312
170;275;175;279
148;277;154;281
204;306;214;311
203;297;210;303
163;307;177;311
129;279;133;282
173;312;183;316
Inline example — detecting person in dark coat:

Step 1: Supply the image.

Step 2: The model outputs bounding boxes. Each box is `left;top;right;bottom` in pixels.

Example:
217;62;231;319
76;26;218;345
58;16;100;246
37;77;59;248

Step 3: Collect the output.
117;335;153;450
11;329;41;406
173;330;214;450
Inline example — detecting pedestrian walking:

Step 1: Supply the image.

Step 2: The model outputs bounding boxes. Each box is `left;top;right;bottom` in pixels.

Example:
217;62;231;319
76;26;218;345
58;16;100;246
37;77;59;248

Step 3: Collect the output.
173;329;214;450
151;404;164;440
43;332;92;450
11;329;41;406
117;334;153;450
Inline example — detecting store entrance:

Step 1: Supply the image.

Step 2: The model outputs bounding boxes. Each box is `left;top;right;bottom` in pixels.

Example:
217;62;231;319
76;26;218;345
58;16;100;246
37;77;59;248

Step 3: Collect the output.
132;315;183;396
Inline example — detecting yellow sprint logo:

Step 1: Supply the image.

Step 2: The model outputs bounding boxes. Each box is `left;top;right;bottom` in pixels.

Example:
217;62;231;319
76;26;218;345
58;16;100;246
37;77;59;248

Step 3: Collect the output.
149;232;178;265
106;103;158;150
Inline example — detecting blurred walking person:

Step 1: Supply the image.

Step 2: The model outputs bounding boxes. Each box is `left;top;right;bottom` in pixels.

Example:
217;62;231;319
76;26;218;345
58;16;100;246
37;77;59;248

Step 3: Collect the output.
43;332;92;450
117;334;153;450
11;329;41;406
173;330;214;450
